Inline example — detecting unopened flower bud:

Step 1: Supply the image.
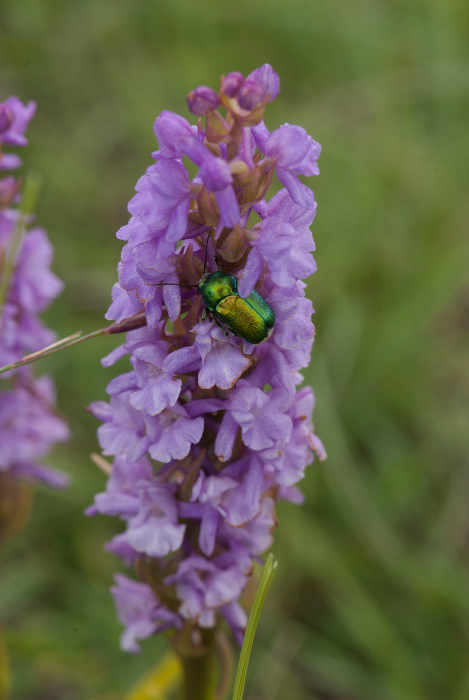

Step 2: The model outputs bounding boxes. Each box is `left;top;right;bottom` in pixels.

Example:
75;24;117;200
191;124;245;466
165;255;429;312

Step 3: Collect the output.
237;64;280;111
246;63;280;103
221;72;244;98
186;86;219;116
237;79;265;111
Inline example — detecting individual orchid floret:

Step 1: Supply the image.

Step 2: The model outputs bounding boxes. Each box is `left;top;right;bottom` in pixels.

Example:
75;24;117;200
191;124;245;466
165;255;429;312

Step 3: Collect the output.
129;356;182;416
191;321;252;391
111;574;182;653
125;483;186;557
153;111;207;165
238;216;316;297
0;97;36;170
127;159;191;253
260;386;326;487
214;380;293;462
88;63;325;657
145;405;205;463
0;97;36;146
255;123;321;209
164;556;247;630
91;392;148;462
85;456;153;518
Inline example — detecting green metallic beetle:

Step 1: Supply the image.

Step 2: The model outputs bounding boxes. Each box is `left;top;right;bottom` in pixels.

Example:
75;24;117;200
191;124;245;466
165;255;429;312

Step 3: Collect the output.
153;235;275;345
198;268;275;345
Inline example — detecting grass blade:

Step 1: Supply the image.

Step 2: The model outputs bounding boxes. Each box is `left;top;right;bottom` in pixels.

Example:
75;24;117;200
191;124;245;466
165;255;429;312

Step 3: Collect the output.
232;554;278;700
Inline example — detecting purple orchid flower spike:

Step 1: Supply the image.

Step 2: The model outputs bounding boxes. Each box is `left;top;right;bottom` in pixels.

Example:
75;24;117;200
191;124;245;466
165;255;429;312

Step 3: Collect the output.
88;64;326;664
0;96;69;536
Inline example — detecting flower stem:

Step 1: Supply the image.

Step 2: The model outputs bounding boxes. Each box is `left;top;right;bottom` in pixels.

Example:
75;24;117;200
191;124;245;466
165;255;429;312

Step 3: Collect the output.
180;644;218;700
214;632;234;700
171;626;220;700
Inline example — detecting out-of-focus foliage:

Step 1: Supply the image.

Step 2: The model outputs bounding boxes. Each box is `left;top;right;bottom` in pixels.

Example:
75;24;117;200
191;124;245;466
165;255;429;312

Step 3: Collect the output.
1;0;468;698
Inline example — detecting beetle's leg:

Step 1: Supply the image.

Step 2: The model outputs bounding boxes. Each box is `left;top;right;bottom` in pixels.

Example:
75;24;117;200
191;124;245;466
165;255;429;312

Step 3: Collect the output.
211;315;236;339
204;309;236;339
189;306;208;333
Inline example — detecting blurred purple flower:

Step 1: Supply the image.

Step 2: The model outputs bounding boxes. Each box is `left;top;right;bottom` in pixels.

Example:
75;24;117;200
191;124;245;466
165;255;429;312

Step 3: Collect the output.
0;377;69;487
0;97;36;170
0;96;69;495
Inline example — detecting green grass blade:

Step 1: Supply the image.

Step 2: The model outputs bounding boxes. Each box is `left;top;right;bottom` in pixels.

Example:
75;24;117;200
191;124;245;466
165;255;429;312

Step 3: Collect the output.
231;554;278;700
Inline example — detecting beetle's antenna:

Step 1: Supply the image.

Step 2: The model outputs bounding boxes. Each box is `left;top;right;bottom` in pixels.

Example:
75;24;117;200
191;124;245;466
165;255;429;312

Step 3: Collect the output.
149;233;213;289
202;232;211;275
149;282;198;288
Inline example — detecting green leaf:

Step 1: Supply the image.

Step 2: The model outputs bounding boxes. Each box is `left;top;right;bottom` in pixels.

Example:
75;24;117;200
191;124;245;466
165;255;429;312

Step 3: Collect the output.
231;554;278;700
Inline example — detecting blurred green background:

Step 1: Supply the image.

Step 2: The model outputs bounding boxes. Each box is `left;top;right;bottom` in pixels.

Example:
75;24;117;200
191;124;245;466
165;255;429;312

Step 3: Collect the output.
1;0;469;698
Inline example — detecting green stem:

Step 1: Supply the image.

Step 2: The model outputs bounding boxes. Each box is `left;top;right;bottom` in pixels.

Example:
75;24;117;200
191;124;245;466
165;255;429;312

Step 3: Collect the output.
180;644;218;700
173;626;220;700
214;632;234;700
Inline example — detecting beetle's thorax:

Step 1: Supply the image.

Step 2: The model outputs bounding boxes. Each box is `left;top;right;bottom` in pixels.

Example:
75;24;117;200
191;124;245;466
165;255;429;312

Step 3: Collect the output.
198;271;237;312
